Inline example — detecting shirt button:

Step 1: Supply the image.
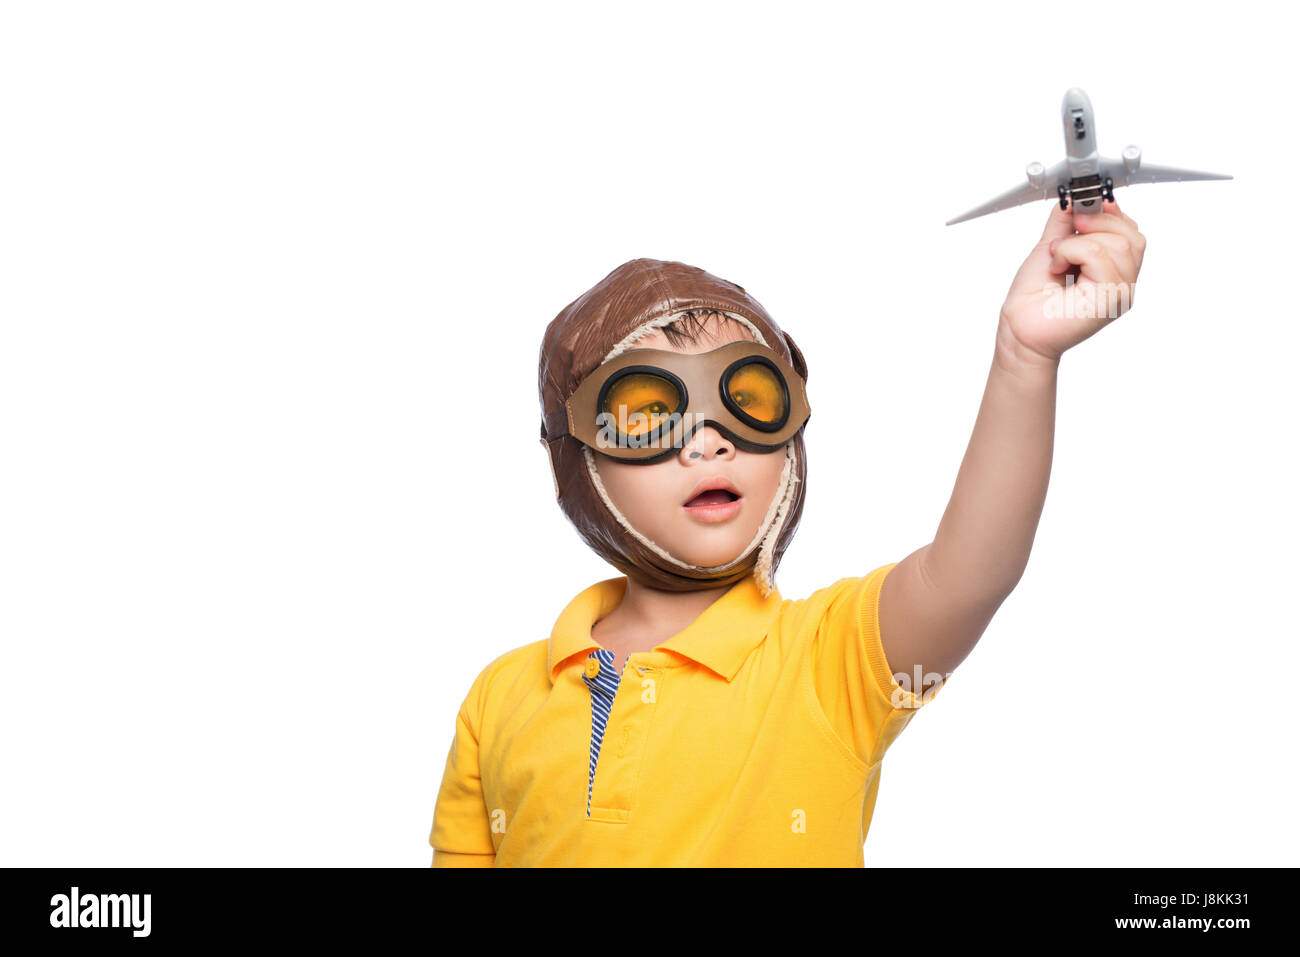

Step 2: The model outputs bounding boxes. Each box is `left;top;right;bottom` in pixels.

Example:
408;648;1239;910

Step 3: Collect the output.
585;659;601;678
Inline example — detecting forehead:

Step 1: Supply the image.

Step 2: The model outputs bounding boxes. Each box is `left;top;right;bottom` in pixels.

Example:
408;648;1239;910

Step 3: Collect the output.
628;312;759;355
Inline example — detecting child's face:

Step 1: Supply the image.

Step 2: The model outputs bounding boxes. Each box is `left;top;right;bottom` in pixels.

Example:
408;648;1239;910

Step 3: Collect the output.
591;315;791;569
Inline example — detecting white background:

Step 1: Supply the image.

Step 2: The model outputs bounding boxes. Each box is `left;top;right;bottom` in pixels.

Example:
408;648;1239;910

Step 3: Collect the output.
2;0;1295;867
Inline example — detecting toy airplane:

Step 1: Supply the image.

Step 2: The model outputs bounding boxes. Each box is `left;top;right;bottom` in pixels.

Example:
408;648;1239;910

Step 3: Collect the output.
946;88;1232;225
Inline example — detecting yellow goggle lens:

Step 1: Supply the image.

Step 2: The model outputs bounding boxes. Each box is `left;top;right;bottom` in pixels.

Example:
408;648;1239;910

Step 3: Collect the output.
601;373;682;437
725;362;786;425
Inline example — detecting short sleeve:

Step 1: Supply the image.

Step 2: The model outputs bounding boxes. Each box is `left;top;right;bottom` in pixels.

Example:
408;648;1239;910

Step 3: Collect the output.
429;700;497;864
808;562;947;769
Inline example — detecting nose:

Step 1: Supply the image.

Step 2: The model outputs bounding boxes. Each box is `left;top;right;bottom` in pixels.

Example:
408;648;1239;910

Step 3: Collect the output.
680;424;735;462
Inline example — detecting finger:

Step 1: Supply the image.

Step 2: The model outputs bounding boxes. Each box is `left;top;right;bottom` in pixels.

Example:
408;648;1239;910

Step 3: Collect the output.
1073;211;1138;242
1052;230;1137;282
1048;234;1126;285
1073;203;1146;270
1100;198;1140;232
1071;204;1144;252
1048;235;1139;319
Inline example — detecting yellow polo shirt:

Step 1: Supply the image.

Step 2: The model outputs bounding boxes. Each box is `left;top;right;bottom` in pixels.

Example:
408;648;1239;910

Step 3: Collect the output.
429;561;945;867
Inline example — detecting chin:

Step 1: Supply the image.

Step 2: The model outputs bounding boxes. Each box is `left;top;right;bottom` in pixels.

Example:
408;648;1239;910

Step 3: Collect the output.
667;537;753;569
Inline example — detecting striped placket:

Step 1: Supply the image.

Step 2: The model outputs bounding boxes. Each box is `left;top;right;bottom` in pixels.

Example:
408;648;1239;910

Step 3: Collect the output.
580;648;633;818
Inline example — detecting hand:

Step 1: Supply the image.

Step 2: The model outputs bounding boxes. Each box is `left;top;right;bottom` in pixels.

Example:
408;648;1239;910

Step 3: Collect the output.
997;198;1147;368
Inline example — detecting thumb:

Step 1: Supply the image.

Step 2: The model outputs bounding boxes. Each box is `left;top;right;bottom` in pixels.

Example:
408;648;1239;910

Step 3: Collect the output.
1038;201;1077;245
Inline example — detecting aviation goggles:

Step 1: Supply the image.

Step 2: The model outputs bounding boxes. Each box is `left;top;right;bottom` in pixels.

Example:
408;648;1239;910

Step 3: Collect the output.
542;340;811;463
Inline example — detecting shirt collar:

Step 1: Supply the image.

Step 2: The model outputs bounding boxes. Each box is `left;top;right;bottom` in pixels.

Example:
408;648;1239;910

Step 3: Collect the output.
547;573;784;684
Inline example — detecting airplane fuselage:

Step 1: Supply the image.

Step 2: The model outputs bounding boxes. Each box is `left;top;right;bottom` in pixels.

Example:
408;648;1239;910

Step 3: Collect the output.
1062;88;1103;211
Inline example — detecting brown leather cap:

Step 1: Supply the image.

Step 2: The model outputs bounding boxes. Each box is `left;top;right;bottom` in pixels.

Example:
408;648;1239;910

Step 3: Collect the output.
538;258;809;593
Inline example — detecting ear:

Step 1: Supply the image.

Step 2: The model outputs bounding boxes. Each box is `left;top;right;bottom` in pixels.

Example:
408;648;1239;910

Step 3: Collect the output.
782;331;808;381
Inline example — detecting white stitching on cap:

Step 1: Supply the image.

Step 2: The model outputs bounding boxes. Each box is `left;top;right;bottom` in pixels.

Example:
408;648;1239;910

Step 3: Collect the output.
752;447;801;597
602;310;769;363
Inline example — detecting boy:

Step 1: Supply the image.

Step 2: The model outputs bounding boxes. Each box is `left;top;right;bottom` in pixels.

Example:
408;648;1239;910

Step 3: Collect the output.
430;200;1145;866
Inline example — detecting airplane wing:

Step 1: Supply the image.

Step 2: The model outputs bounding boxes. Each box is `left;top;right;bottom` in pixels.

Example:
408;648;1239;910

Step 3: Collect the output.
945;160;1069;226
1099;156;1233;188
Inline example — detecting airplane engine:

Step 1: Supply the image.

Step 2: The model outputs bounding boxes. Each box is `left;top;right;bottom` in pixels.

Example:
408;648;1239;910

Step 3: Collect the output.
1123;145;1141;174
1025;161;1045;189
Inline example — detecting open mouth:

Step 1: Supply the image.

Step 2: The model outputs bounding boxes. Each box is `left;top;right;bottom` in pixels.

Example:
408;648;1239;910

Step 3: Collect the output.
684;489;741;508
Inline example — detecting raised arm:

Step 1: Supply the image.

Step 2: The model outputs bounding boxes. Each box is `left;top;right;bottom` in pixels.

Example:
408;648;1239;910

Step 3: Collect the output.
880;200;1146;691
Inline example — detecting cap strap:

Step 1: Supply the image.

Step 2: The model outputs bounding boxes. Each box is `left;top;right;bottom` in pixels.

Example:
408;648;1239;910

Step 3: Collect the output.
542;406;570;442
